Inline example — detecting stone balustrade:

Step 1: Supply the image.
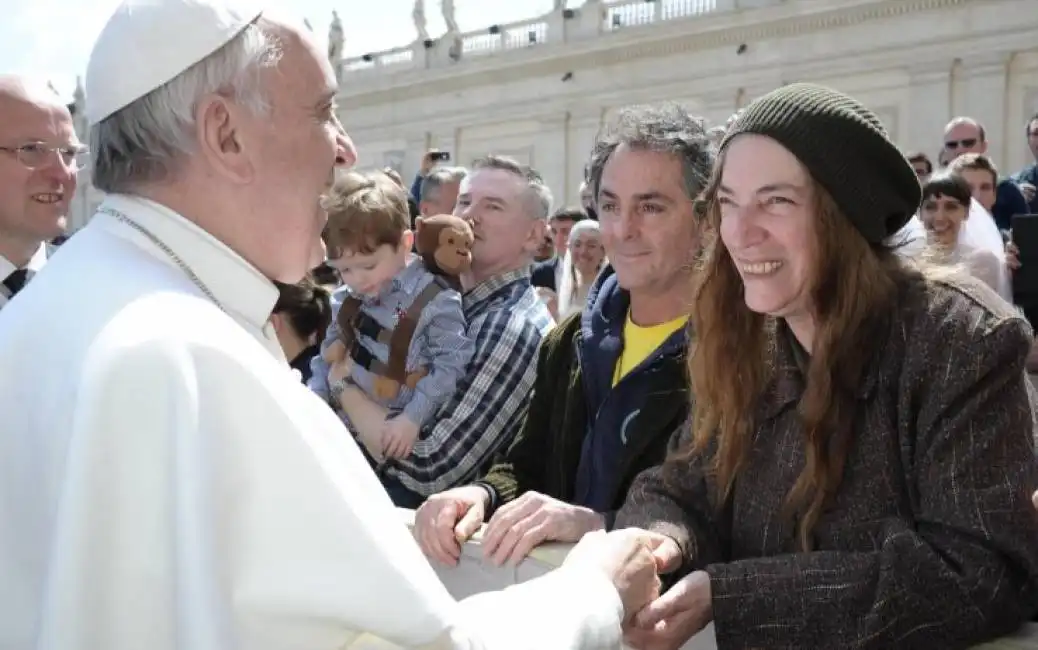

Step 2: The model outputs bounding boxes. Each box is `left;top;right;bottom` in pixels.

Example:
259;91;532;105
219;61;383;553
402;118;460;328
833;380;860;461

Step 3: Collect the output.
603;0;718;31
395;509;1038;649
459;19;550;58
336;0;729;78
341;44;415;74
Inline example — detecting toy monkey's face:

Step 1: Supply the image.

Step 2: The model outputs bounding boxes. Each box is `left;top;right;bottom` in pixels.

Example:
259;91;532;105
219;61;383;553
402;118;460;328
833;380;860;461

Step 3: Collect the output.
435;224;474;275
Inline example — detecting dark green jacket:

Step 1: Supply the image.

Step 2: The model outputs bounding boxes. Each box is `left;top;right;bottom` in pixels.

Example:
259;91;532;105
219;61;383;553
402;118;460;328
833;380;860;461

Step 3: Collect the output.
478;266;689;525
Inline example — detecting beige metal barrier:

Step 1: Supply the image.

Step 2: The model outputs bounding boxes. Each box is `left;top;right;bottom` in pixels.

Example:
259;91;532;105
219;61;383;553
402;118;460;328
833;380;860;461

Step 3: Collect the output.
397;509;1038;649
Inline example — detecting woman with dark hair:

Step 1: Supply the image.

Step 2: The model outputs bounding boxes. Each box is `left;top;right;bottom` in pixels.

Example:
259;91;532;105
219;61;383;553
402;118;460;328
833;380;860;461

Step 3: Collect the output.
616;84;1038;649
917;170;1010;299
309;261;341;288
270;276;332;383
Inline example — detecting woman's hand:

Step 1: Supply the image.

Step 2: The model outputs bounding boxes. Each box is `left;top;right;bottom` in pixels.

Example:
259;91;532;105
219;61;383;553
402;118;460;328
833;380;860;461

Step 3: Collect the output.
623;570;713;650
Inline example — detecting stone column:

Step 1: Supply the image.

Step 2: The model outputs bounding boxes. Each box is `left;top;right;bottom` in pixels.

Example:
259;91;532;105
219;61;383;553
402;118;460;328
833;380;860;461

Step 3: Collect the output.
428;129;458;161
566;109;604;204
535;112;572;209
402;133;430;185
906;62;952;158
959;52;1013;169
545;9;565;46
700;90;739;128
570;0;604;42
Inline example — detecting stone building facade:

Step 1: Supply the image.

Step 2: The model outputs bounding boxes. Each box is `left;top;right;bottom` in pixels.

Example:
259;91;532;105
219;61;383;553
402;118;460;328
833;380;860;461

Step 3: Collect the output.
68;0;1038;228
338;0;1038;207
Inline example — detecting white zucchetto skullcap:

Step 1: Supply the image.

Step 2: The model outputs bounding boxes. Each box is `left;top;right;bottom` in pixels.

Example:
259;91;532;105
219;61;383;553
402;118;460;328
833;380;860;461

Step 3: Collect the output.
85;0;264;126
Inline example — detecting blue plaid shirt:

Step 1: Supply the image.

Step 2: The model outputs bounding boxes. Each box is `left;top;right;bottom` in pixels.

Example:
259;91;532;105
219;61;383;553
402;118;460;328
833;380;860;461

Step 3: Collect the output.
390;267;554;496
310;259;472;428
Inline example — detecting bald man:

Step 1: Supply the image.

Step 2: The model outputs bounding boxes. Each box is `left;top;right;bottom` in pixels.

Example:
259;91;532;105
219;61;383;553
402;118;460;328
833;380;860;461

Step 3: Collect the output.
942;116;1028;230
0;75;83;310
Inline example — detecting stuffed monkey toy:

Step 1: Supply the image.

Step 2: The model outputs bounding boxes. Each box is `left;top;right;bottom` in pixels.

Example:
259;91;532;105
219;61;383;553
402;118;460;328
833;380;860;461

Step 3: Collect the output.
326;214;474;402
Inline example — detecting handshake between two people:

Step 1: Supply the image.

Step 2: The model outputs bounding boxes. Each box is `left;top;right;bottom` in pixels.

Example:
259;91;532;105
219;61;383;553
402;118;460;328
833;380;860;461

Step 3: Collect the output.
413;487;714;650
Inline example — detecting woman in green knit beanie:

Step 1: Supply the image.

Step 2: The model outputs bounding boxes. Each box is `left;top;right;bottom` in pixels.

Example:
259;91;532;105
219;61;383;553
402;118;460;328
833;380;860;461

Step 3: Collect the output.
617;83;1038;650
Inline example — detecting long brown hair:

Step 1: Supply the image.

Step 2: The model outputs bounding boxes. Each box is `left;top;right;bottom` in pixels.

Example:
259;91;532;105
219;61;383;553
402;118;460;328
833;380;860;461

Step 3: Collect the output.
686;153;905;550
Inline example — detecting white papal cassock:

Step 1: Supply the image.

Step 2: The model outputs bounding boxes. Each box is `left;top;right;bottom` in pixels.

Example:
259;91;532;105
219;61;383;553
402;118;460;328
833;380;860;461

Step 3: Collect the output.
0;194;623;650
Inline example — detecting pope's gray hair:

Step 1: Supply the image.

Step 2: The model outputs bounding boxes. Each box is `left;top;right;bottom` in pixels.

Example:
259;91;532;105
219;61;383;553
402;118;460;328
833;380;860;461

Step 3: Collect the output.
90;21;283;194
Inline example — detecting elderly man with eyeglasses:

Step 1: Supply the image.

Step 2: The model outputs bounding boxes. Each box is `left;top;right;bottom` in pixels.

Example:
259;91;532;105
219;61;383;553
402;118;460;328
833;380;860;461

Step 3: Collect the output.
0;75;85;310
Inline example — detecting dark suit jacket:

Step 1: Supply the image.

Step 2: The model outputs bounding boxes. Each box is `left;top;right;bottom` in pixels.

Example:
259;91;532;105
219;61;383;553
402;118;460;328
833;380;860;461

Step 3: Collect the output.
530;258;559;291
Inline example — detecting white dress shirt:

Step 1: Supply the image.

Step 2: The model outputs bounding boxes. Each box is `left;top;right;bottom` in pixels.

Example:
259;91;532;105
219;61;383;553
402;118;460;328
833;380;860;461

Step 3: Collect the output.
0;243;47;310
0;193;623;650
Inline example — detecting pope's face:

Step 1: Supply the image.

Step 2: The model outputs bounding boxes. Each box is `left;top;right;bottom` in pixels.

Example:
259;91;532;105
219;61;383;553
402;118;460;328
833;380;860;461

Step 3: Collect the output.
246;21;356;283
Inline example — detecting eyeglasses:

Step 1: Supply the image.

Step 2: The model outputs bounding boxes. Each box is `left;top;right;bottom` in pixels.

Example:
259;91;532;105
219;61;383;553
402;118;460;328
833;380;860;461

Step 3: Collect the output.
944;138;978;150
0;142;89;171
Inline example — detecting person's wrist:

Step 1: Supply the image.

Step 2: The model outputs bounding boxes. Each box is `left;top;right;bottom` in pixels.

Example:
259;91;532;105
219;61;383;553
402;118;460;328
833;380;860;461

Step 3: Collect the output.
580;507;606;533
471;483;494;510
329;376;347;402
689;570;714;622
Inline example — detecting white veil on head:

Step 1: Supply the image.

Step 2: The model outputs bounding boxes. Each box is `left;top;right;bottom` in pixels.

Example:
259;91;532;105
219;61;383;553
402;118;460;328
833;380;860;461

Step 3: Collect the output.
959;198;1005;260
958;197;1011;300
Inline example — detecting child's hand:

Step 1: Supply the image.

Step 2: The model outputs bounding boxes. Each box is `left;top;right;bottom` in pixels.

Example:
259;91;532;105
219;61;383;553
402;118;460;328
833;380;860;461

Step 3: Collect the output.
327;356;354;387
382;415;420;460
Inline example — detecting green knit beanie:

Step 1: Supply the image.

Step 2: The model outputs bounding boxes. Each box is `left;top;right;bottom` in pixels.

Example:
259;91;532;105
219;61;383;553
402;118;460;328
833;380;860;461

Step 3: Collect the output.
720;83;921;243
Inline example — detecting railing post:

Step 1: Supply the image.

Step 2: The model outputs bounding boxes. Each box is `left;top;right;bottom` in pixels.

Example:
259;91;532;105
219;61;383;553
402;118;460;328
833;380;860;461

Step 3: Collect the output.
411;40;430;70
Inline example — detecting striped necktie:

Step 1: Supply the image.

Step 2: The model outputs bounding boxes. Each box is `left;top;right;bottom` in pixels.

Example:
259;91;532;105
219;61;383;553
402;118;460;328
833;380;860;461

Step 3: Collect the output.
2;269;29;297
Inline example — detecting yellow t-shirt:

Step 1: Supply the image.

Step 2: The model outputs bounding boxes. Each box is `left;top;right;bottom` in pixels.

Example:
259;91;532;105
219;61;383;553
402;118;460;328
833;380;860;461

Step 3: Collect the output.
612;312;688;386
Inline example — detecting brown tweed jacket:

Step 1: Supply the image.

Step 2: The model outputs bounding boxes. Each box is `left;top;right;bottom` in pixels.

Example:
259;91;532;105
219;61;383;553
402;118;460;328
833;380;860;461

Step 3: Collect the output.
616;274;1038;649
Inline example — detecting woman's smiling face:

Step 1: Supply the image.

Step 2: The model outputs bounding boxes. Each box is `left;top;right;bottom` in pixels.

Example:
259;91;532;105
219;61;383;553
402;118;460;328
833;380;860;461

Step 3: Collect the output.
920;194;968;247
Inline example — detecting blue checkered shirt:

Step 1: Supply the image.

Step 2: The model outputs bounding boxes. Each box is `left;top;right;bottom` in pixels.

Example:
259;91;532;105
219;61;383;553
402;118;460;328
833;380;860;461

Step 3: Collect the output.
309;259;473;428
389;267;554;496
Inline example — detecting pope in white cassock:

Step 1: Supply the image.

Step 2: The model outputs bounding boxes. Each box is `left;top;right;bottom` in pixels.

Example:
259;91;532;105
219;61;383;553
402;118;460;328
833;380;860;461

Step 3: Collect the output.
0;1;668;648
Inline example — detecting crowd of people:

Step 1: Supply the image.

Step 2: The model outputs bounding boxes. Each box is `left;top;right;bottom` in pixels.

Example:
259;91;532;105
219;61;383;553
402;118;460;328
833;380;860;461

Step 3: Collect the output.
1;0;1038;648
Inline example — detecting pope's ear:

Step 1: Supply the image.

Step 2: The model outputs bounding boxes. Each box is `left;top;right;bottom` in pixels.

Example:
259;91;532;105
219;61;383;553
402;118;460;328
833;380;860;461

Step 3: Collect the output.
196;94;252;184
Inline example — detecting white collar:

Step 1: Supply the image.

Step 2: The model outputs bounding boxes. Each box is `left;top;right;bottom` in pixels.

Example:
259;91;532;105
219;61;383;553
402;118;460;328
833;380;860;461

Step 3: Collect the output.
94;194;278;332
0;243;47;281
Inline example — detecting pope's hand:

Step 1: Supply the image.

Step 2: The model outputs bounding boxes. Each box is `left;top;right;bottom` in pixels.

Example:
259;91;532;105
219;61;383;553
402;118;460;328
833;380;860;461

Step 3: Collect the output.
1032;490;1037;510
624;570;713;650
563;529;663;620
381;414;419;459
481;491;605;566
413;485;489;565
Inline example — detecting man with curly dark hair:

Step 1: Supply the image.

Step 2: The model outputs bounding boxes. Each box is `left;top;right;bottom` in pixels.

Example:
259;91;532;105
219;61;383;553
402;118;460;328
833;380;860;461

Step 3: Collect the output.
414;102;712;567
